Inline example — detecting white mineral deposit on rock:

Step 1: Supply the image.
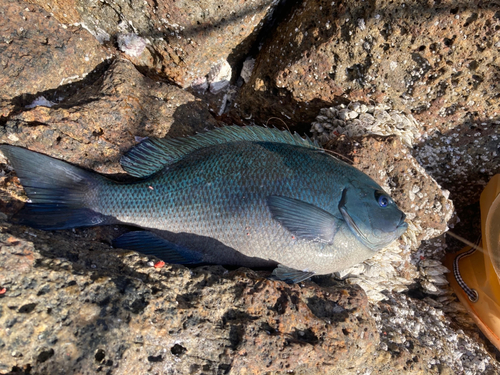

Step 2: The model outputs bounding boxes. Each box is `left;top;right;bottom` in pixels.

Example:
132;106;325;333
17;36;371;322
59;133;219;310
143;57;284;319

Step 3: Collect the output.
208;59;232;94
240;58;256;83
25;96;57;109
373;292;498;374
191;76;209;92
117;33;148;57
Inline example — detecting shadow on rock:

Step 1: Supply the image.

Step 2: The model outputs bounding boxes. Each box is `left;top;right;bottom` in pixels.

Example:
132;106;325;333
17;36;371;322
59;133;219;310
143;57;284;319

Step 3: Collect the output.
232;1;500;129
0;59;221;175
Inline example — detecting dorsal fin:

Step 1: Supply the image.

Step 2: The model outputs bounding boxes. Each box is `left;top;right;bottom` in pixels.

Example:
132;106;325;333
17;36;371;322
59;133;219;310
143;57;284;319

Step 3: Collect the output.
121;126;320;178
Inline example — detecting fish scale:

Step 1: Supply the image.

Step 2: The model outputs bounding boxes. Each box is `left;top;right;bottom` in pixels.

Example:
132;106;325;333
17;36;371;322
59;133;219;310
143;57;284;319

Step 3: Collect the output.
95;141;370;272
0;126;407;281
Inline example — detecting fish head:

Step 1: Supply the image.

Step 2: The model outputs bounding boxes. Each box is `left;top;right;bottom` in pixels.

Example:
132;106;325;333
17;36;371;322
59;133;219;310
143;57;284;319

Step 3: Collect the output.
338;185;408;251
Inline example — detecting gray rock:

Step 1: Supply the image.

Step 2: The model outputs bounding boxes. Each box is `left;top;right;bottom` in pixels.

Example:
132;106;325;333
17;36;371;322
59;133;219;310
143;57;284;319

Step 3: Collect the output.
0;0;110;115
232;0;500;132
27;0;280;88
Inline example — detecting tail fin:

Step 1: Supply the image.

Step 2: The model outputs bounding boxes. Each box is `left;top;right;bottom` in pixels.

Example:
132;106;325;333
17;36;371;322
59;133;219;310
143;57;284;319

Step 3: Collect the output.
0;145;112;230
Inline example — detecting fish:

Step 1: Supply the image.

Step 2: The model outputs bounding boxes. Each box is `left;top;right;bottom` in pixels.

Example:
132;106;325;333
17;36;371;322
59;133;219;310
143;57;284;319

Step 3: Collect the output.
0;126;408;283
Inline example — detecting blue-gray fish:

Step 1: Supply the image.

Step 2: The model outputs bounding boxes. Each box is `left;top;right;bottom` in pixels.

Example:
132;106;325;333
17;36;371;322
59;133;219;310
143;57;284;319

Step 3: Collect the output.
0;126;407;283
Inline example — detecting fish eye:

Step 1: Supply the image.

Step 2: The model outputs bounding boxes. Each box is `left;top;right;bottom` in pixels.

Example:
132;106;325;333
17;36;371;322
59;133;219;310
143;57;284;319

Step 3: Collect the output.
375;191;390;207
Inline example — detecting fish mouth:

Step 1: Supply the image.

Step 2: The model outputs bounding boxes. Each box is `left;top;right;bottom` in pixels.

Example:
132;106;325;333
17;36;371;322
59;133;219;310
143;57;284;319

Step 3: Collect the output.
398;218;408;231
397;213;407;228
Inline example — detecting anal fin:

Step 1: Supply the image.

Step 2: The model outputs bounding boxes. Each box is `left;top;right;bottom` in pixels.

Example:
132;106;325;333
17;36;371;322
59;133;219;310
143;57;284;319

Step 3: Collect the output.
271;264;315;284
113;231;203;265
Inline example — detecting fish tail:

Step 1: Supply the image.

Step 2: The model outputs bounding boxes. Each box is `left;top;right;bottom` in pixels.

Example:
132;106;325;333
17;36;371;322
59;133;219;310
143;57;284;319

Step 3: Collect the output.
0;145;112;230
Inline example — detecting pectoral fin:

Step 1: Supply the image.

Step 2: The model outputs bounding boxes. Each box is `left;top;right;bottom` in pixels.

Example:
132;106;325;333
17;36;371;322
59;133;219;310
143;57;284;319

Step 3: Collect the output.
267;196;339;242
271;264;315;284
113;231;203;265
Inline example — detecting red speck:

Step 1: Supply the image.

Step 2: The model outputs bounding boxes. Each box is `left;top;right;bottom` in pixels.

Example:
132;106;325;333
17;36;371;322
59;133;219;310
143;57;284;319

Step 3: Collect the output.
292;236;295;240
154;261;165;268
0;287;6;295
420;255;425;260
333;130;340;136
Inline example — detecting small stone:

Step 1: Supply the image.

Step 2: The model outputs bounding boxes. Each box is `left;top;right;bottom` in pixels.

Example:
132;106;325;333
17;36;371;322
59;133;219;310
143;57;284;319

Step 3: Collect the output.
208;59;232;94
240;58;255;83
117;33;147;57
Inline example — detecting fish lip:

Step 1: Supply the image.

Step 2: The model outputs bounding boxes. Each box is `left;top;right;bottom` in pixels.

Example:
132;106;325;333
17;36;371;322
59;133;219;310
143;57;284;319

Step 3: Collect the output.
397;213;407;229
397;221;408;230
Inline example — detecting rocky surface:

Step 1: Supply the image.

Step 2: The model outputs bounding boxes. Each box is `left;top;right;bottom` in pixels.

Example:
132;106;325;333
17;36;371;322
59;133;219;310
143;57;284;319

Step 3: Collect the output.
0;217;499;375
232;0;500;132
1;59;220;174
0;0;110;116
0;219;378;375
415;121;500;208
26;0;279;88
0;0;500;373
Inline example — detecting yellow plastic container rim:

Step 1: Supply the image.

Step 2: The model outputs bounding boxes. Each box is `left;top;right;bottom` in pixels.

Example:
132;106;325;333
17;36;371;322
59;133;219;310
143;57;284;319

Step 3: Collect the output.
445;174;500;351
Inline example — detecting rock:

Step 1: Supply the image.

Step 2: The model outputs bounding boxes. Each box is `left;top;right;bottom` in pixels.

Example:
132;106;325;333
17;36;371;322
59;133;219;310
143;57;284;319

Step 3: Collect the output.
0;220;380;375
0;59;220;174
27;0;280;88
232;0;500;130
373;292;500;375
0;0;110;116
415;121;500;208
208;59;232;94
311;102;422;147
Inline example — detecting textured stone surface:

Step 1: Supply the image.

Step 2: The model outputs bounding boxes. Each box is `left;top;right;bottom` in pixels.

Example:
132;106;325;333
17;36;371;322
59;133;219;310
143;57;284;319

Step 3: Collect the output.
0;218;381;375
26;0;279;88
232;0;500;130
373;292;500;375
415;121;500;208
0;0;110;109
0;59;220;174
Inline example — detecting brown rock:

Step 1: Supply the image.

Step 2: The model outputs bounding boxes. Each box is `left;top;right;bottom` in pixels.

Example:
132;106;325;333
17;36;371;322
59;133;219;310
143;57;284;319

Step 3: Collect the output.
26;0;279;88
232;0;500;130
0;59;220;174
0;221;380;375
415;121;500;209
0;0;110;111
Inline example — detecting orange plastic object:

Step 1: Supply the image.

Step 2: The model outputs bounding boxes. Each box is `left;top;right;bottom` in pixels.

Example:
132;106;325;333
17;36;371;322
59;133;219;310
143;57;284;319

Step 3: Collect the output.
445;174;500;350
